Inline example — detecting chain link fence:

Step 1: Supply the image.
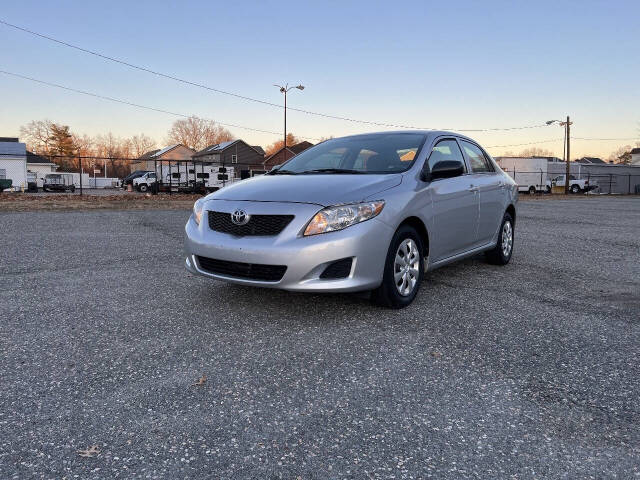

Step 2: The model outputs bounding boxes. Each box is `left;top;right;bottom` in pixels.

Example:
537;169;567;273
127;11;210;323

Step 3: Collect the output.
0;153;261;195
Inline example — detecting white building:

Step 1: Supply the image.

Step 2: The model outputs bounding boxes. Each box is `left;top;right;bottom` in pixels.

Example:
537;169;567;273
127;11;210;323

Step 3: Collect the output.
0;137;27;191
26;151;59;177
631;148;640;166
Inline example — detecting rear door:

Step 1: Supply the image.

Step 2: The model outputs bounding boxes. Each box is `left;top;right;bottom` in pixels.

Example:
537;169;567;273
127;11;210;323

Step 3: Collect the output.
427;138;480;260
460;140;504;245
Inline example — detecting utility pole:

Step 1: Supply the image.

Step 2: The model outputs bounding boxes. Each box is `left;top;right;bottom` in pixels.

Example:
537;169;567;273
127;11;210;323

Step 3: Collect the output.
565;115;571;195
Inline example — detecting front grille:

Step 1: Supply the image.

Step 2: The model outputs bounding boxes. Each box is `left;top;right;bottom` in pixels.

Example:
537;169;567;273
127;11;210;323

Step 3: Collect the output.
320;258;353;279
208;211;294;236
196;256;287;282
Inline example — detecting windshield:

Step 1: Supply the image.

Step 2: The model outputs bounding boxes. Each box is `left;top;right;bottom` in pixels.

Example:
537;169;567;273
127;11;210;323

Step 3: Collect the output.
274;133;426;174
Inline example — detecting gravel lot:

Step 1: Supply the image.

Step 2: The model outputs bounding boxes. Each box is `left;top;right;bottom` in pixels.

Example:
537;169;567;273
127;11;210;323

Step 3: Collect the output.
1;197;639;479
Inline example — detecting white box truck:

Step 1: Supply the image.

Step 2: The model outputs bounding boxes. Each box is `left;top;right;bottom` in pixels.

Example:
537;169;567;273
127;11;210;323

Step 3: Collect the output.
496;157;548;195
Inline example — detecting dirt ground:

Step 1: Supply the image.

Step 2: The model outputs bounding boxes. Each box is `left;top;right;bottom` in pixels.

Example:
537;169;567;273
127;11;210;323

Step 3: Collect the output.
0;192;200;212
0;191;635;212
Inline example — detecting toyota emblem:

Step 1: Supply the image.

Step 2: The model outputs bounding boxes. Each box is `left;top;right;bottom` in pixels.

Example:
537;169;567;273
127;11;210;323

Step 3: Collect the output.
231;209;250;225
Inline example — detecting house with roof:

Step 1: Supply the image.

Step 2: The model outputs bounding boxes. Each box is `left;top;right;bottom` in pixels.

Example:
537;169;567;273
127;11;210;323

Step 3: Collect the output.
192;140;265;179
631;148;640;166
263;141;314;170
0;137;27;190
134;144;195;171
26;151;59;176
575;157;606;165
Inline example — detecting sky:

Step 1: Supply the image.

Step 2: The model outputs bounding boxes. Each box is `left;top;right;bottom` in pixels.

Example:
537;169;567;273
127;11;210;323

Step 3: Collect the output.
1;0;639;158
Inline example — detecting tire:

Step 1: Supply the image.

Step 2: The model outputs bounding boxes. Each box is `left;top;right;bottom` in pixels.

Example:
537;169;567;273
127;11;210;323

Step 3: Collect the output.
139;184;148;192
528;186;536;195
571;184;580;194
546;185;551;193
485;212;514;265
371;225;424;309
70;185;76;193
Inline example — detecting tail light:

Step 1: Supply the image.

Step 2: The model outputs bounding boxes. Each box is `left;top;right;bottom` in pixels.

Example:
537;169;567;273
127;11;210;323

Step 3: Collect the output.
585;180;589;184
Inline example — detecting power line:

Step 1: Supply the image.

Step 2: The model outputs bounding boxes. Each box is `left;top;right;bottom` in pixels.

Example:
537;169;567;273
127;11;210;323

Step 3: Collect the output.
485;139;563;148
0;19;551;132
0;69;324;141
573;136;640;141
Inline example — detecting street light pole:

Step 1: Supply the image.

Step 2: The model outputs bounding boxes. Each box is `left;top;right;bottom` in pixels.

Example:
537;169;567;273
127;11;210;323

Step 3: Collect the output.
274;83;304;155
546;117;573;195
565;116;571;195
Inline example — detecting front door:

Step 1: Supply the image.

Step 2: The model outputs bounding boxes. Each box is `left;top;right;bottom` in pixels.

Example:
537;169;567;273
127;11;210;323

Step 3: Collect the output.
427;139;480;261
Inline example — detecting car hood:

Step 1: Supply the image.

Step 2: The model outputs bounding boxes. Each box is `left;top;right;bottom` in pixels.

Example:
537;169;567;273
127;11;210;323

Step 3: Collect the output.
209;174;403;206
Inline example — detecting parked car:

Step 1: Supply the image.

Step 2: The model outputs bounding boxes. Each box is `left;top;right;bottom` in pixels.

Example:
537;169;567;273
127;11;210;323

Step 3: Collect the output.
122;170;153;187
43;173;75;192
546;174;593;193
184;131;518;308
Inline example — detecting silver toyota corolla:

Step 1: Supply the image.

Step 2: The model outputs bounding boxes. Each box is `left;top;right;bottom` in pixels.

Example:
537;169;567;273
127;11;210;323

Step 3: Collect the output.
184;131;518;308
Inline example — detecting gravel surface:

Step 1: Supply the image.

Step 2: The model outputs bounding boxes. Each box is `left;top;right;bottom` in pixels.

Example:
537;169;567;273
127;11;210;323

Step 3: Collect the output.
1;197;639;479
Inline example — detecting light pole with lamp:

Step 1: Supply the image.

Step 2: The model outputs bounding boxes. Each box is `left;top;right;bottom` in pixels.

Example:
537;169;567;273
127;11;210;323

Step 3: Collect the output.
274;83;304;156
547;117;573;194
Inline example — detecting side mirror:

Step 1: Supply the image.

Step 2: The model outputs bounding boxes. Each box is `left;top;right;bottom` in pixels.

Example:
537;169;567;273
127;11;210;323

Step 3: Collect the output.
426;160;465;181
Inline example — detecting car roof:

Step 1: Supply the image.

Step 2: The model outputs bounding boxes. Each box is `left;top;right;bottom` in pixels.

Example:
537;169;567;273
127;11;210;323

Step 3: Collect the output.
334;130;480;145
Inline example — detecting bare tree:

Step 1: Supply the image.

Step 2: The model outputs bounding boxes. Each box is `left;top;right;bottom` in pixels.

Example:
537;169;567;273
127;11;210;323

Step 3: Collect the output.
19;119;55;154
608;145;633;164
72;133;94;157
129;133;157;157
517;147;554;157
166;116;234;151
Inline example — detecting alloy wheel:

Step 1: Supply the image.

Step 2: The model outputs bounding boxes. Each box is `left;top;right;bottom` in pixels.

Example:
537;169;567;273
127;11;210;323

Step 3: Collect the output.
502;221;513;257
394;238;420;296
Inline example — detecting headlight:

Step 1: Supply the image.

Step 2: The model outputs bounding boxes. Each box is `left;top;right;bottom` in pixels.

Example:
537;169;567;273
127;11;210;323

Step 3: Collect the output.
193;198;204;225
304;201;385;236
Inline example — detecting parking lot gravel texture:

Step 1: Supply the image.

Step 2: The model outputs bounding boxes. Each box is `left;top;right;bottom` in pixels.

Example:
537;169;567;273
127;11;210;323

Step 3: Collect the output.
1;196;639;479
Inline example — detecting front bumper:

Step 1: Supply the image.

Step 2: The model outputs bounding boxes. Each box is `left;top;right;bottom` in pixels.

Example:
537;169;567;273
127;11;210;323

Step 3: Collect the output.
183;200;393;292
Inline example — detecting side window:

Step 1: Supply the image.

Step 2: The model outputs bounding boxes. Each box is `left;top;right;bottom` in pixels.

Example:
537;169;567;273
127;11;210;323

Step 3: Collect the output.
461;141;493;173
427;139;466;171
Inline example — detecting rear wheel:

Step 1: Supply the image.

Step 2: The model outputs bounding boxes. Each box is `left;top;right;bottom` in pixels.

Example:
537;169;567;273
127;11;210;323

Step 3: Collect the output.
70;185;75;192
485;212;514;265
139;183;148;192
528;186;536;195
571;184;580;193
371;225;424;309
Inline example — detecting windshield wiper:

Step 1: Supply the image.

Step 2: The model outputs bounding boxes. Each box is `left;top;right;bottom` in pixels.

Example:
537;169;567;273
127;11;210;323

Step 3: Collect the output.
301;168;366;174
269;169;298;175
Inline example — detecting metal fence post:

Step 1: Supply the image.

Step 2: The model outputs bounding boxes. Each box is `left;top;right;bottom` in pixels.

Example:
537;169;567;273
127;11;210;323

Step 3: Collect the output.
169;162;172;196
79;156;83;196
609;174;612;194
629;174;632;195
153;159;158;195
539;169;543;195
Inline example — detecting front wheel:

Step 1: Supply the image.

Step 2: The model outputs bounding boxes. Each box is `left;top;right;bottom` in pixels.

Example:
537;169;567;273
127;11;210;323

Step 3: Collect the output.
485;212;514;265
371;225;424;309
138;184;148;192
528;186;536;195
571;184;580;194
